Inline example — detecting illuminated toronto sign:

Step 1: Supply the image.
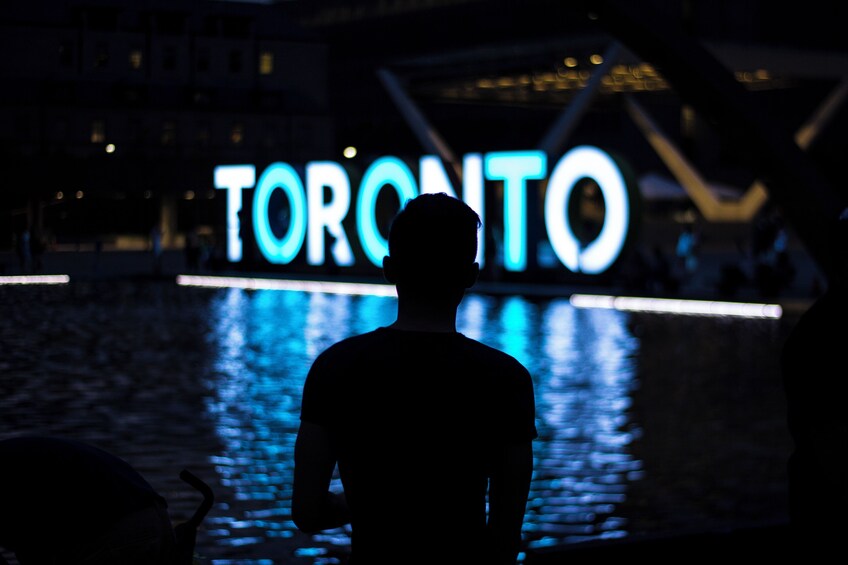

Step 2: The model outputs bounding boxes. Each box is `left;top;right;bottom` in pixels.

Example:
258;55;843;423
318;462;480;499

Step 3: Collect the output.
214;145;636;276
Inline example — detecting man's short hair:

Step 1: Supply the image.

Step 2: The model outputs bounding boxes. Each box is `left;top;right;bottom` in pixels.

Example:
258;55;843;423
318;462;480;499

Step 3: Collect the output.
387;193;481;289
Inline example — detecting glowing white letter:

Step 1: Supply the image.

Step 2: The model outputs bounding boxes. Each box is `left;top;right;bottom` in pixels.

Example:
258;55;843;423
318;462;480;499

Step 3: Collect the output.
545;145;630;274
306;162;354;267
214;165;255;262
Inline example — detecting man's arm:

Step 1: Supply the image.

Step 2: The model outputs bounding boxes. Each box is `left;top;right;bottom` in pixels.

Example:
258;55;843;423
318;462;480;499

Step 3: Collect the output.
292;420;351;533
486;440;534;564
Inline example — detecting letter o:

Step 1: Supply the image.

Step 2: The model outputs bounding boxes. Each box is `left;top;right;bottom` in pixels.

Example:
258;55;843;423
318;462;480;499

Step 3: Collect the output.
357;157;418;266
253;163;307;264
544;146;630;274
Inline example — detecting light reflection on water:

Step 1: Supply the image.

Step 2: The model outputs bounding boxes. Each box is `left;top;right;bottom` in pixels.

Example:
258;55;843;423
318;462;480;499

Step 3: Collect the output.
203;289;640;561
0;281;792;565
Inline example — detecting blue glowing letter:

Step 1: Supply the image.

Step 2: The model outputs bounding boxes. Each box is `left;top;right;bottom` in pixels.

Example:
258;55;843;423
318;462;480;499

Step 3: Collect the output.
463;153;485;266
357;157;418;267
253;163;307;264
306;162;354;267
544;145;630;274
214;164;256;262
485;151;546;272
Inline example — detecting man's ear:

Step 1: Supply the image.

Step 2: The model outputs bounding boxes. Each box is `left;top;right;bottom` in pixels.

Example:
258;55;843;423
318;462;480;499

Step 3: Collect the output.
464;262;480;288
382;255;397;284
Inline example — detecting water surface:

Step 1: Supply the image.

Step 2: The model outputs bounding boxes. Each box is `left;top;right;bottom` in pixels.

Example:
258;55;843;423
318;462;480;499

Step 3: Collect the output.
0;280;796;563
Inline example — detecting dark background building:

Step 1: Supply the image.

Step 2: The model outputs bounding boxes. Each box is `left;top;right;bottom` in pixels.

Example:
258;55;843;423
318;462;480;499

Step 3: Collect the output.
1;0;332;252
2;0;847;291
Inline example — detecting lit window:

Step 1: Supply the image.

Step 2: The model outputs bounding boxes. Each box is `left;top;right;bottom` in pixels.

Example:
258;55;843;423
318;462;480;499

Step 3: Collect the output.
91;120;105;143
230;124;244;145
129;49;143;70
259;51;274;75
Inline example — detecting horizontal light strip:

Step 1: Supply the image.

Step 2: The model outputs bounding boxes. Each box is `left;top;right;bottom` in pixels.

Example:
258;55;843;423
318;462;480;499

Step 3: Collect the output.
0;274;70;285
176;274;397;297
570;293;782;319
176;275;783;318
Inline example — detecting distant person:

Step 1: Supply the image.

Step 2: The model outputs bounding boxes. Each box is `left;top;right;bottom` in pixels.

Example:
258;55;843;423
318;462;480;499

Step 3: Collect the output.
675;223;699;279
0;435;176;564
648;244;677;295
150;223;164;275
292;193;537;564
780;209;848;555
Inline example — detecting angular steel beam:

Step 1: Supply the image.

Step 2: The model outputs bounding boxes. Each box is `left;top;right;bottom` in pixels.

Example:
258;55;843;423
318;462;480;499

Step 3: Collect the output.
537;42;622;158
376;67;462;187
588;0;847;280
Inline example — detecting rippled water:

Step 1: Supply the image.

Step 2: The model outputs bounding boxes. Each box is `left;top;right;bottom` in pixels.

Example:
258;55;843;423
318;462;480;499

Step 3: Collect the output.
0;280;797;564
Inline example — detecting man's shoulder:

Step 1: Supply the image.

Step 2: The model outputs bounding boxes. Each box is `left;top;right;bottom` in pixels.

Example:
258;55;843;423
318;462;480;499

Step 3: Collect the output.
313;329;386;362
459;334;525;362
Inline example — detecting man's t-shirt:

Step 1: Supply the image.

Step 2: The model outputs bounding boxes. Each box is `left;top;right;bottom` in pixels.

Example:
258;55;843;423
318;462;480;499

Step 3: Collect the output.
300;327;537;562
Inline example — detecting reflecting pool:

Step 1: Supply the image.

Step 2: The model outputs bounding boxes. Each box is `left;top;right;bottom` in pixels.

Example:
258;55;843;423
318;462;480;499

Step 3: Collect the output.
0;280;796;564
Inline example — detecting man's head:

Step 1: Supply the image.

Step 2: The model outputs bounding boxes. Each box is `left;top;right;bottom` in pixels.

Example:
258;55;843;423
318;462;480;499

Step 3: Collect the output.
383;193;481;301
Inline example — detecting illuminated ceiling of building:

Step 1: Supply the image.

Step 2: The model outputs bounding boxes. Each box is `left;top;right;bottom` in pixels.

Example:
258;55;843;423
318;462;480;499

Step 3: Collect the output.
270;0;848;274
271;0;847;160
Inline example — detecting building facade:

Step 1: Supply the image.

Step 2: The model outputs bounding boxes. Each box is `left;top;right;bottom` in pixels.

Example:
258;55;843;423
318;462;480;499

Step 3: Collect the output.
1;0;332;253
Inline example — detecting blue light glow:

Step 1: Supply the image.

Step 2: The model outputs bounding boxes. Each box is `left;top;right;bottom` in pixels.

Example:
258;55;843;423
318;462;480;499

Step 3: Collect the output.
463;153;486;266
3;279;791;562
356;157;418;266
217;147;638;274
485;151;546;271
253;163;307;264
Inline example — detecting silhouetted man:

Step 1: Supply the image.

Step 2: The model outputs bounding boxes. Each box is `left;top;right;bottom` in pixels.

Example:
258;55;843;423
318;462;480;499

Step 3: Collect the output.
293;193;537;564
780;209;848;556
